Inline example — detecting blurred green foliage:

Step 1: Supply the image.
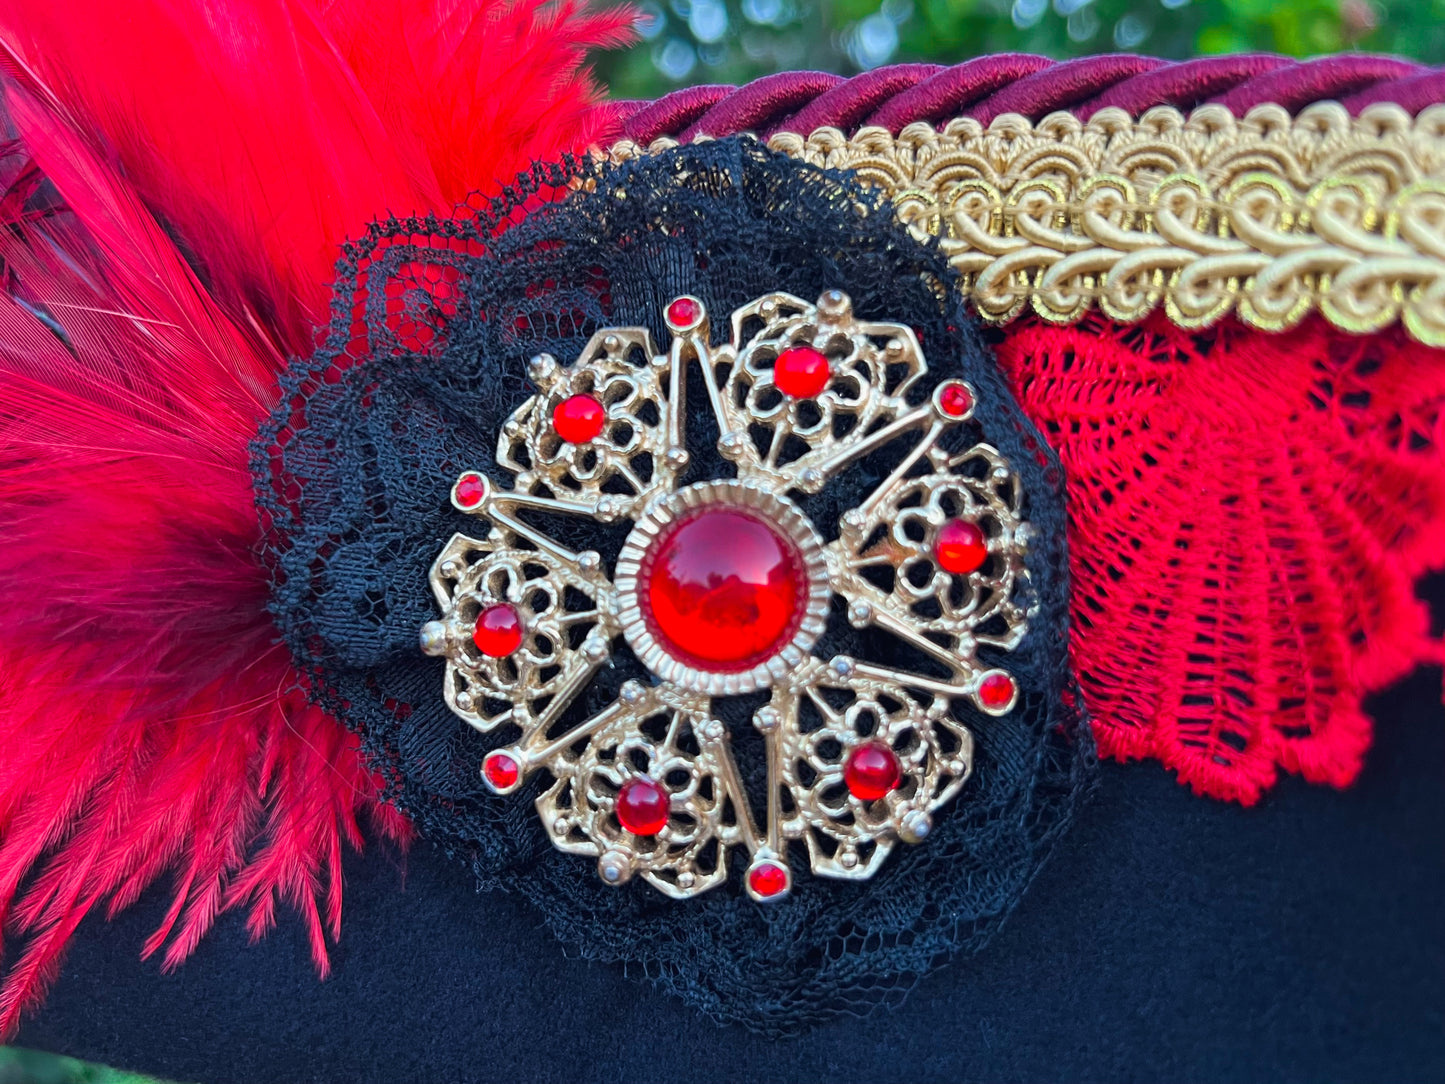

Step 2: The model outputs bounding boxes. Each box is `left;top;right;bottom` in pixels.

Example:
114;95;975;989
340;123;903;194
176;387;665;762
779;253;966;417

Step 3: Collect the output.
599;0;1445;99
0;1048;176;1084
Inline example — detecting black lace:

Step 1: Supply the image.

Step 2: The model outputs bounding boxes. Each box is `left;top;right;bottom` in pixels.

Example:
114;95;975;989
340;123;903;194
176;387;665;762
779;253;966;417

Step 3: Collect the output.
254;138;1094;1033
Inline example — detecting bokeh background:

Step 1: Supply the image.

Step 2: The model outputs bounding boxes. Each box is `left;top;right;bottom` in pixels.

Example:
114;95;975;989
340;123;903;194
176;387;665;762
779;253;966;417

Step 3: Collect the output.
5;0;1445;1080
0;1047;175;1084
600;0;1445;97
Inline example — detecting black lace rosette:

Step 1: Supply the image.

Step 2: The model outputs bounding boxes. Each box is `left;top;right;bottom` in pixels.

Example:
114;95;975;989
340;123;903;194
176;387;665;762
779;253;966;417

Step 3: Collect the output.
255;138;1093;1031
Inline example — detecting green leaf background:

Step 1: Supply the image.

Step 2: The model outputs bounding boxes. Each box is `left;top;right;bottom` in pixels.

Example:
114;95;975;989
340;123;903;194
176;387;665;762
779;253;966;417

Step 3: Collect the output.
601;0;1445;99
0;1048;184;1084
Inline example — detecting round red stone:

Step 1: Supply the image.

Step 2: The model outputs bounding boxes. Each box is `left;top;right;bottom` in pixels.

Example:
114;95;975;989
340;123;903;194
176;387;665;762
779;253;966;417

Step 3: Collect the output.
666;296;702;328
844;741;902;801
473;603;524;657
615;777;670;836
978;672;1017;711
642;508;805;672
483;752;520;790
934;519;988;575
553;394;606;444
938;381;973;417
454;472;486;508
773;345;831;399
748;862;789;898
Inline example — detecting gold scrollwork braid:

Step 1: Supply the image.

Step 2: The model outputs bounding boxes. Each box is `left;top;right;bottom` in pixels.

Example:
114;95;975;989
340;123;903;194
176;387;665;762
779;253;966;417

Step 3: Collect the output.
607;103;1445;346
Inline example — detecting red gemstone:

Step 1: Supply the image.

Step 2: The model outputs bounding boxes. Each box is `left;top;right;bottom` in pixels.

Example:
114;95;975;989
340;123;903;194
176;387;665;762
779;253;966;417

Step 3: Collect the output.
934;519;988;575
483;752;520;790
666;296;702;328
748;862;789;898
642;508;805;671
773;345;831;399
938;381;974;417
473;603;524;657
844;741;902;801
553;394;606;444
454;472;486;508
615;777;670;836
978;672;1017;711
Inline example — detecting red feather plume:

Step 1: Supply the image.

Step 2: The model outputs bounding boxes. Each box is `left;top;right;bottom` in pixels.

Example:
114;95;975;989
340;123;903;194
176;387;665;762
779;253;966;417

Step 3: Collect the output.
0;0;633;353
0;0;631;1035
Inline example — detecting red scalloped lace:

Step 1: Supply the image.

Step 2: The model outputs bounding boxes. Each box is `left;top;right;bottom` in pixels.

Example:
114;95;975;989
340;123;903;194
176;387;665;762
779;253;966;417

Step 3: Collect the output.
995;313;1445;804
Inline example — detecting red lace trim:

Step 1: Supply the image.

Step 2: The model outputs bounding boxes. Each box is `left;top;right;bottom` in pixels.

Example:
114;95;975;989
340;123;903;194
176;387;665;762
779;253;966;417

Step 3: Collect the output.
996;313;1445;803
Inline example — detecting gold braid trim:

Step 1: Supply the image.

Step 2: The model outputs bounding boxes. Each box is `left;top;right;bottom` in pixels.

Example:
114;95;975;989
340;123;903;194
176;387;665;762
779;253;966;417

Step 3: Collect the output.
607;103;1445;345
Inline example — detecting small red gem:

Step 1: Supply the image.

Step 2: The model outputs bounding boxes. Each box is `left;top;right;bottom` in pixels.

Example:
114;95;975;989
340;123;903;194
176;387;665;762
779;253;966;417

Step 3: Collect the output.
748;862;789;898
473;603;524;657
553;394;606;444
642;508;806;672
483;752;520;790
978;672;1016;711
938;381;973;417
844;741;902;801
666;296;702;328
454;472;486;508
615;777;670;836
773;345;831;399
934;520;988;575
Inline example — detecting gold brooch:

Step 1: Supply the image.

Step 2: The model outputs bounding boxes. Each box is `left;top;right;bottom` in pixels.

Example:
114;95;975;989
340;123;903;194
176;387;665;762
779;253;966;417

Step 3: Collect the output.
420;290;1034;900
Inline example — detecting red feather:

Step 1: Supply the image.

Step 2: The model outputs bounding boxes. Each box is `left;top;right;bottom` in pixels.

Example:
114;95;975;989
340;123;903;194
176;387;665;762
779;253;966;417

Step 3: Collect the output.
0;0;633;354
318;0;635;208
0;0;628;1034
0;63;409;1035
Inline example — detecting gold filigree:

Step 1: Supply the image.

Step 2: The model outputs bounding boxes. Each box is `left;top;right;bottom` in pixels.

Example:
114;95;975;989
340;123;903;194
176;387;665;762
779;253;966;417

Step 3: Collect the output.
607;103;1445;346
420;290;1035;901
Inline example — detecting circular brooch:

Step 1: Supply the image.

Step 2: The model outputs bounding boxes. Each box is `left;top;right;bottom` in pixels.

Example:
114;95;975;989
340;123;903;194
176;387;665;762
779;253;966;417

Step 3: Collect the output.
419;288;1034;900
261;139;1089;1025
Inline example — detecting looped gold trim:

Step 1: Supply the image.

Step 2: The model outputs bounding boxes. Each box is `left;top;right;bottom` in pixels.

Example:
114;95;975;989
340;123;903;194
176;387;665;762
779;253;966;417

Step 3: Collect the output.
607;103;1445;345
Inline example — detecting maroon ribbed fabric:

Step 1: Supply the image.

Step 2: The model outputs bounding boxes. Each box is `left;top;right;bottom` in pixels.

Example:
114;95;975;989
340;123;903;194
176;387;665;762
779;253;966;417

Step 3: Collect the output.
1343;68;1445;114
1077;54;1294;119
613;53;1441;141
777;63;943;138
1213;53;1422;114
968;53;1167;125
865;54;1056;132
620;84;735;144
678;70;844;141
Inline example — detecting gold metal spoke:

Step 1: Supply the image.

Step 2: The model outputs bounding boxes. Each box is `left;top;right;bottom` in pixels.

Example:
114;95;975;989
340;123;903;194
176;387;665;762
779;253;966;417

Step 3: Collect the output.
522;660;603;745
754;694;795;855
487;506;606;576
804;402;934;483
852;419;945;521
848;659;972;700
520;696;626;765
488;490;602;519
701;719;764;857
